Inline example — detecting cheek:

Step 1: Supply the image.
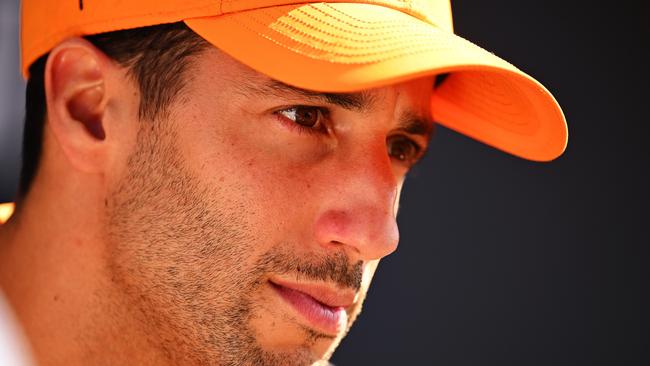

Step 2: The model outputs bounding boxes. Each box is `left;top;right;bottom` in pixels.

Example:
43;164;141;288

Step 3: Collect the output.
105;123;270;317
178;105;322;242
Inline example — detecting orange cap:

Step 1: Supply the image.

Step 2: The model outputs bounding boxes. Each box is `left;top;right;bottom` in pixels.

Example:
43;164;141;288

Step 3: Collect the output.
20;0;568;161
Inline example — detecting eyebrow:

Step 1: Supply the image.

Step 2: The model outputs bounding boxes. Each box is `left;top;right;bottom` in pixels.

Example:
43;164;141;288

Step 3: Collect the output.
247;79;377;112
241;77;434;139
397;111;434;141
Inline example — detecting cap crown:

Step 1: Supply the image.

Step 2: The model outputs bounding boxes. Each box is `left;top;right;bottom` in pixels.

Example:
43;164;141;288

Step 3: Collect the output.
21;0;453;76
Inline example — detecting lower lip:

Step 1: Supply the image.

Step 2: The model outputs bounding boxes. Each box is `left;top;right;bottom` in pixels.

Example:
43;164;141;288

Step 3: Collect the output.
270;282;347;336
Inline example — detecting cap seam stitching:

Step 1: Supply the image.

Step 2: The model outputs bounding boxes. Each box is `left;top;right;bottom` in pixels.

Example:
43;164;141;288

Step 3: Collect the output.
238;13;445;63
270;16;441;48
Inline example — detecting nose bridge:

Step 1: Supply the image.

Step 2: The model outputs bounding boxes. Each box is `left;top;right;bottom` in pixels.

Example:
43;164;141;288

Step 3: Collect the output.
313;139;400;261
348;142;399;213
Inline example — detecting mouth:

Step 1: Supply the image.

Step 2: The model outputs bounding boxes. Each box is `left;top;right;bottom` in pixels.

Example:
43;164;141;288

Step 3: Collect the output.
268;279;355;336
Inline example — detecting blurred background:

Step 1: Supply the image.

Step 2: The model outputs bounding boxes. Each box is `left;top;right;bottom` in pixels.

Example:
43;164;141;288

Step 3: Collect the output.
1;0;648;365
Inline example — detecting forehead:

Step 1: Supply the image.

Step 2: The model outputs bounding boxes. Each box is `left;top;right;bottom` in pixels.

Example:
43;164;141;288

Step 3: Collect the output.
190;47;435;138
197;47;434;110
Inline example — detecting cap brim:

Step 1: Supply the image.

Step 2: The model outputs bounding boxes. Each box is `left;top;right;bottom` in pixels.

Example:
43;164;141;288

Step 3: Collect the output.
185;2;567;161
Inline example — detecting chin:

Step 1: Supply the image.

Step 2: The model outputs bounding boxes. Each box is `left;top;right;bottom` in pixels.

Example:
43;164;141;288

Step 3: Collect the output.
245;284;350;365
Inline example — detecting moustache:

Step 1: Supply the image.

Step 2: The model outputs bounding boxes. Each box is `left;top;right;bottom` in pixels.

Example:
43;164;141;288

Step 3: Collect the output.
255;248;363;291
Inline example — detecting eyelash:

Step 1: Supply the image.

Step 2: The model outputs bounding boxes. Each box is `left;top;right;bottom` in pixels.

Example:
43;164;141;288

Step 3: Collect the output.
273;105;425;164
273;105;330;137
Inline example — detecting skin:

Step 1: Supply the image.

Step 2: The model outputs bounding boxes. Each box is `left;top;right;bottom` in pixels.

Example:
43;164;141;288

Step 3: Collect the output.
0;37;434;365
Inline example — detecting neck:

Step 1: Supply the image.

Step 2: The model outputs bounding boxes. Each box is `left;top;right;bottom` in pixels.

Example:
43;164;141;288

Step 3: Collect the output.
0;188;171;366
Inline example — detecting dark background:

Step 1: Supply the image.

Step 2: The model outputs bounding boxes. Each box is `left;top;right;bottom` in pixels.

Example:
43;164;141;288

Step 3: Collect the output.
1;1;648;365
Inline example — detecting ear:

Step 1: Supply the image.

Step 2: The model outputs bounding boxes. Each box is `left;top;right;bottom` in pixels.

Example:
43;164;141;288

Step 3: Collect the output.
44;37;113;173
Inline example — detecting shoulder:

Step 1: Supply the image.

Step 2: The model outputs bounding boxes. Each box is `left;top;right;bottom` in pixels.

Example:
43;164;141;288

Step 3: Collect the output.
0;290;34;365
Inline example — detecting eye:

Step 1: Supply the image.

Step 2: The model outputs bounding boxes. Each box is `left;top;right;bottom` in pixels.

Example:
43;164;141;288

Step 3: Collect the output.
387;135;422;164
277;106;325;129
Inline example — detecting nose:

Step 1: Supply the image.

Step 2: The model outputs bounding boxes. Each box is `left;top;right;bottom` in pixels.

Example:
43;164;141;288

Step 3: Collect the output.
313;142;401;262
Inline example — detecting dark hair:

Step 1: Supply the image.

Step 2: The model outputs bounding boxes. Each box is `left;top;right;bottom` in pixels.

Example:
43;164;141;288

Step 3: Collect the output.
19;22;209;198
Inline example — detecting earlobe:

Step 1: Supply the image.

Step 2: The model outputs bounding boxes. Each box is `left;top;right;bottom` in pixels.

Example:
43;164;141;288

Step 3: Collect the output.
45;39;109;172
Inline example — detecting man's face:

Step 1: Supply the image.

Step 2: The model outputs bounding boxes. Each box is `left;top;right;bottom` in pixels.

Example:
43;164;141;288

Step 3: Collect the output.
104;47;434;365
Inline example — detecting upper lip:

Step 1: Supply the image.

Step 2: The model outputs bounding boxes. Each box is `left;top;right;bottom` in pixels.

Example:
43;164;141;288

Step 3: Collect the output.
270;278;356;309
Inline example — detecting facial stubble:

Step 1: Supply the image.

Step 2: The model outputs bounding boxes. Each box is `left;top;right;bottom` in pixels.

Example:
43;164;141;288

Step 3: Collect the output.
104;119;364;365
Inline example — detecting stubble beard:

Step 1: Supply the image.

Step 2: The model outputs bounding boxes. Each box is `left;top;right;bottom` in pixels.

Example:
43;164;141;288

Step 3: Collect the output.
103;120;363;365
